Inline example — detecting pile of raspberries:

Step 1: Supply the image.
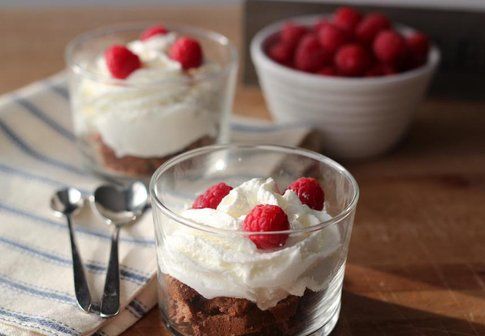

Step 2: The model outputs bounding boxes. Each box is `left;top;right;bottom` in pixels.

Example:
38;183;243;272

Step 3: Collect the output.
266;6;430;77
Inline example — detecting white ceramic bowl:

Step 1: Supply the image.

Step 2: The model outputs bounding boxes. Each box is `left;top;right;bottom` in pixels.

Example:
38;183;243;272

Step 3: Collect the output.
251;15;440;160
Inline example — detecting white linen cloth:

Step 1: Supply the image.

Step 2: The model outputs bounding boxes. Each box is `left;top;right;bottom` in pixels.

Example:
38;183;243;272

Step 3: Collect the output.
0;73;313;336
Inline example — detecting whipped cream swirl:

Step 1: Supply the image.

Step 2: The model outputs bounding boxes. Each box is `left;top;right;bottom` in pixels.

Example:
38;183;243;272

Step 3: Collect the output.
73;33;221;158
158;178;343;310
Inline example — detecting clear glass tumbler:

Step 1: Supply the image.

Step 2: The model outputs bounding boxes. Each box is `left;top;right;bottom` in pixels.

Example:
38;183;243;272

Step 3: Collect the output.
66;23;238;182
150;144;359;336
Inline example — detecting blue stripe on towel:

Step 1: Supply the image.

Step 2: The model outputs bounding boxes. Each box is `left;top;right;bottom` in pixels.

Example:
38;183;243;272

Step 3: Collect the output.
0;274;76;305
0;163;90;195
0;307;78;336
13;95;75;142
0;203;155;246
120;269;150;284
47;82;69;100
0;236;69;265
0;237;149;284
128;299;147;317
126;306;141;318
0;120;87;176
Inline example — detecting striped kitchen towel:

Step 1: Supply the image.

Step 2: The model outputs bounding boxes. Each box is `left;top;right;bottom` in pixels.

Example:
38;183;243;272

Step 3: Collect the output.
0;72;314;336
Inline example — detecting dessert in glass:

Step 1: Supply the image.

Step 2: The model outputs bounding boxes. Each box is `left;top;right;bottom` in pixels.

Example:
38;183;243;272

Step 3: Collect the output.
66;23;238;181
150;144;359;336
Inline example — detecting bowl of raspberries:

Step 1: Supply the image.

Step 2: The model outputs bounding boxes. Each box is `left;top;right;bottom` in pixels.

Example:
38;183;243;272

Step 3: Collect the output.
250;6;440;159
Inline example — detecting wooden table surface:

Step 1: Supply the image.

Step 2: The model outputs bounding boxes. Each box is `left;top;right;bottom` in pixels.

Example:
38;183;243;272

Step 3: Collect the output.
2;5;485;336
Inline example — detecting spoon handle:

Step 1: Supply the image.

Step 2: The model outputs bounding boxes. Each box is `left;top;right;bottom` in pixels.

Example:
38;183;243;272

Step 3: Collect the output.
66;214;94;313
100;225;120;317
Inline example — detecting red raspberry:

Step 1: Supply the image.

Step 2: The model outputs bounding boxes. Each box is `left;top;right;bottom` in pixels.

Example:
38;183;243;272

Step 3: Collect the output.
333;6;362;33
192;183;232;209
318;23;350;54
140;24;168;41
365;63;396;77
169;37;203;70
294;34;330;72
318;66;338;76
243;205;290;249
104;45;141;79
268;42;294;66
281;22;308;48
287;177;325;210
356;13;391;45
314;19;331;32
335;43;371;77
373;30;408;65
406;32;430;61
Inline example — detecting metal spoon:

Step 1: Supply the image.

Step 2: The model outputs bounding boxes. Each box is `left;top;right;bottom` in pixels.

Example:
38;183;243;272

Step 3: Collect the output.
50;188;98;314
93;182;148;317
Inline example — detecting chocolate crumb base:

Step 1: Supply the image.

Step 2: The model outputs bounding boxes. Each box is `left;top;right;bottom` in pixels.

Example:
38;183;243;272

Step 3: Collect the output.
91;134;214;177
162;275;305;336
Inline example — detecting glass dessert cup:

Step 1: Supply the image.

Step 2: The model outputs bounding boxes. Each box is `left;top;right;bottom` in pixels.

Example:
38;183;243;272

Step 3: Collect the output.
66;23;238;182
150;144;359;336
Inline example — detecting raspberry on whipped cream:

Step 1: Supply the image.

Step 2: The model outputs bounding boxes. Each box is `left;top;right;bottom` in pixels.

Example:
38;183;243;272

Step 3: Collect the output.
192;182;233;209
160;177;341;311
104;45;141;79
169;37;203;70
243;204;290;249
140;24;168;41
288;177;325;210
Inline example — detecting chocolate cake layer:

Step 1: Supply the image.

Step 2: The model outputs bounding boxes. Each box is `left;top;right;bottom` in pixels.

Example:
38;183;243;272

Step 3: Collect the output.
163;275;304;336
92;134;214;177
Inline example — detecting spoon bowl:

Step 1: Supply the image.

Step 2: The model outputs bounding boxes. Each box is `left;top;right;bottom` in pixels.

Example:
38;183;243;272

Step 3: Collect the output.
50;188;84;216
93;181;148;226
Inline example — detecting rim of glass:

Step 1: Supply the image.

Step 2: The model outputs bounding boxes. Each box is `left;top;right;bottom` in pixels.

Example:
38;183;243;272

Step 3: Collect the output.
65;22;238;86
149;144;360;235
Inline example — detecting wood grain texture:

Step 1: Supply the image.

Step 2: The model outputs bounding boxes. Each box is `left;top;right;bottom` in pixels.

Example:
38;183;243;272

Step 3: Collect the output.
1;5;484;336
